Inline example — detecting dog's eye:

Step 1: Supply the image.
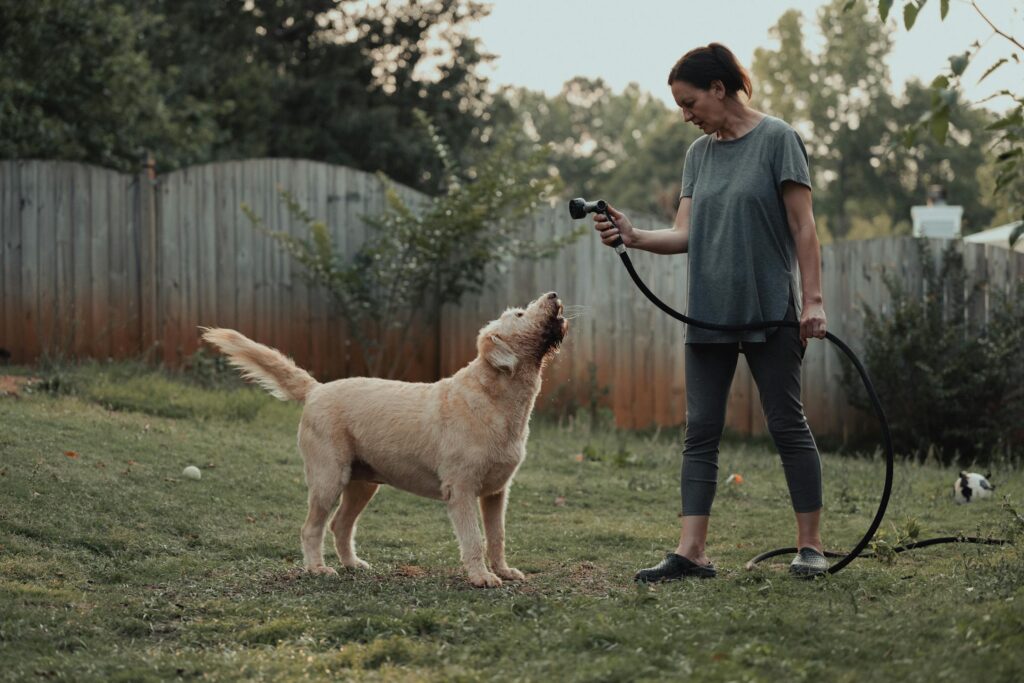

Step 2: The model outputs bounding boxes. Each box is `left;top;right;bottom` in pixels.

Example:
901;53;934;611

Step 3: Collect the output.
516;312;524;318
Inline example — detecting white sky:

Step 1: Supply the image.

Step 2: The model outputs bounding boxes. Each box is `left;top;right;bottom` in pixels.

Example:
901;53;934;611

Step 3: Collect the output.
470;0;1021;113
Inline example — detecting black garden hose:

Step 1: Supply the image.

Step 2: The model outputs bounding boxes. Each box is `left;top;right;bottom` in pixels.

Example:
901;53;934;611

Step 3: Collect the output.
583;204;1011;575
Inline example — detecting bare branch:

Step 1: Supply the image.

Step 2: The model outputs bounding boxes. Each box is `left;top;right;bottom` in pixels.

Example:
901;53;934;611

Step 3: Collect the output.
972;1;1024;52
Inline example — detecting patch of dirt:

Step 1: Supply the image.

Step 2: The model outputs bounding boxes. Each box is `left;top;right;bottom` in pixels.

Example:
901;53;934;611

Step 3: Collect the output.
395;565;428;578
0;375;40;398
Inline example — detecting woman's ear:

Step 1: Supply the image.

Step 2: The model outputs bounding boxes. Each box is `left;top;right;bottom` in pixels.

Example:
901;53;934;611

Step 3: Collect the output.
482;334;517;375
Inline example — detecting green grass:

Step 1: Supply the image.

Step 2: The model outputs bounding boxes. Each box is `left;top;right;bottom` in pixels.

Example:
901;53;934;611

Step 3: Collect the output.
2;362;1023;682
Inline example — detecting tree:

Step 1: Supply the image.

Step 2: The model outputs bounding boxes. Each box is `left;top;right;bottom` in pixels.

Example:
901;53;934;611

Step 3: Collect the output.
503;79;700;220
245;113;575;379
1;0;506;193
885;79;996;233
0;0;216;170
753;1;899;240
859;0;1024;246
753;0;1002;240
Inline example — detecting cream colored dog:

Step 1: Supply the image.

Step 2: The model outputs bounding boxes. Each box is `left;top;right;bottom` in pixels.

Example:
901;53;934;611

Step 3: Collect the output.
201;292;567;588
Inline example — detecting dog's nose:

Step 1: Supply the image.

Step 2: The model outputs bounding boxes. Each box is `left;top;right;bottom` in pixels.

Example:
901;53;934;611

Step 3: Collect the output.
548;292;558;299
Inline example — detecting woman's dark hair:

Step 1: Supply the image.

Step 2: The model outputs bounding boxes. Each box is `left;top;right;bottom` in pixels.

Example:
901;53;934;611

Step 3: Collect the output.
667;43;752;99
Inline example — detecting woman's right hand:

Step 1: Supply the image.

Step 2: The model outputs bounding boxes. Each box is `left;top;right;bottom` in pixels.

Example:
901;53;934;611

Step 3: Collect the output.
593;204;637;248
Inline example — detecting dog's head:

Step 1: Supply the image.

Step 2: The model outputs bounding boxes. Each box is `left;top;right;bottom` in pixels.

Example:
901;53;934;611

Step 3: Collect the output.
477;292;568;376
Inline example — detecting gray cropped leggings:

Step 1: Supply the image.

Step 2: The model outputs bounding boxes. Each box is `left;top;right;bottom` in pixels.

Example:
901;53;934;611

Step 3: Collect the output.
681;310;822;516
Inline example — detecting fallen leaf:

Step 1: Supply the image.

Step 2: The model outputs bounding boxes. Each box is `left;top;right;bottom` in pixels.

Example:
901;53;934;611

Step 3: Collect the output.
554;496;566;507
573;453;585;462
64;451;79;459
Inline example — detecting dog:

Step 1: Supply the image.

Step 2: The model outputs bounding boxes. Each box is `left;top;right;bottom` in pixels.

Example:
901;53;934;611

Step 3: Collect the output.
201;291;567;587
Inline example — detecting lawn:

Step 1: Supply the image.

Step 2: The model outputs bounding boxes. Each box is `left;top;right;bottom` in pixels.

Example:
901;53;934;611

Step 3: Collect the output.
1;362;1022;682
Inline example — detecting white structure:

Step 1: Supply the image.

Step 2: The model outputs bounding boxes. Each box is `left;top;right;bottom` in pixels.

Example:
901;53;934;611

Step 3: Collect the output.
911;204;964;238
911;185;963;238
963;220;1024;253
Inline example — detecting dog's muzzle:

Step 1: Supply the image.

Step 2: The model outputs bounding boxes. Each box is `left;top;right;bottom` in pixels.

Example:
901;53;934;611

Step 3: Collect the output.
543;296;568;350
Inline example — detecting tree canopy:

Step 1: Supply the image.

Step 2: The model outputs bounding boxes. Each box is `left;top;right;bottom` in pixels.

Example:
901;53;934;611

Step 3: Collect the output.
0;0;503;195
0;0;1011;238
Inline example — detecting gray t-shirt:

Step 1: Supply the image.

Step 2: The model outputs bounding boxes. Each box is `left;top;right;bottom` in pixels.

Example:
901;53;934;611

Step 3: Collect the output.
680;115;811;343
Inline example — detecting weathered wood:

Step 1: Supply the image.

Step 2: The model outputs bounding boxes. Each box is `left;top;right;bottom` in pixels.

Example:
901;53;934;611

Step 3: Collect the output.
3;159;1022;441
1;162;20;361
19;162;40;360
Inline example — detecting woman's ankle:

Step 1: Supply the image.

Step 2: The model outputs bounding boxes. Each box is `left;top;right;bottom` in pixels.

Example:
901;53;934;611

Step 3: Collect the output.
674;546;709;565
796;538;823;553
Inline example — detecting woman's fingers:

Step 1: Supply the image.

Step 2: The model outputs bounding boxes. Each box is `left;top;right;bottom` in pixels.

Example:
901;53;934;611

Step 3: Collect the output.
801;318;827;341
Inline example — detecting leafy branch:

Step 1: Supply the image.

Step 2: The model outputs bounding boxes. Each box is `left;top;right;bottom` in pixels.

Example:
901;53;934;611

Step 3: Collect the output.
244;112;580;378
856;0;1024;247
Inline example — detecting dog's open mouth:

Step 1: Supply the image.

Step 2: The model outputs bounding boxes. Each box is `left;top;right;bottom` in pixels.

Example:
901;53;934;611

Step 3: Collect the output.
544;300;568;350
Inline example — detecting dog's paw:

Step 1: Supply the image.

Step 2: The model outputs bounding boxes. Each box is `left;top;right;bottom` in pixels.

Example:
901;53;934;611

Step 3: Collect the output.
343;558;371;570
306;565;338;576
468;570;503;588
495;566;525;581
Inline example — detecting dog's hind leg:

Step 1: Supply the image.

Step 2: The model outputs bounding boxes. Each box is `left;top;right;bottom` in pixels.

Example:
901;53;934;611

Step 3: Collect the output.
299;433;350;576
480;488;525;581
331;481;379;569
446;486;502;588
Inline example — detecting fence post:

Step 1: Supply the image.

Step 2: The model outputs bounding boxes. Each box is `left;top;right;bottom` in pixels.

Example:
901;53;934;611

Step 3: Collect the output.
139;152;159;359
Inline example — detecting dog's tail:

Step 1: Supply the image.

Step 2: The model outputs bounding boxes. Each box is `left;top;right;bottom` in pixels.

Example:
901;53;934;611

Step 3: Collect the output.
200;327;319;402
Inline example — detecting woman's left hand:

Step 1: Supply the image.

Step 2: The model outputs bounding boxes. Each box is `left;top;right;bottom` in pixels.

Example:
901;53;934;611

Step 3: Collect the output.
800;301;827;347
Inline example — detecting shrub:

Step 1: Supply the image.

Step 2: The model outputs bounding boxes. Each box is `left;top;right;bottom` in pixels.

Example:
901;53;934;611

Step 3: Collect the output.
841;239;1024;466
245;111;579;379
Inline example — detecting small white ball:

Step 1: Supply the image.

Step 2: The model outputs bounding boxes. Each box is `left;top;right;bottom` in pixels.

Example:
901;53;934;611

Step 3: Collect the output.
182;465;202;480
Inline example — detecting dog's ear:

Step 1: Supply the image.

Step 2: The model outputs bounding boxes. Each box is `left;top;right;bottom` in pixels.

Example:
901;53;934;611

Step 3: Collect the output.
483;334;518;375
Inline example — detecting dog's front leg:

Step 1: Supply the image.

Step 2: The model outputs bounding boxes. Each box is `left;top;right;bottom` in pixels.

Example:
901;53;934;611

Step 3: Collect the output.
446;488;502;588
480;488;525;581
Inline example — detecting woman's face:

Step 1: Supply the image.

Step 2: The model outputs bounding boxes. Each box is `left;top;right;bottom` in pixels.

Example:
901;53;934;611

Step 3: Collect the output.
670;79;725;135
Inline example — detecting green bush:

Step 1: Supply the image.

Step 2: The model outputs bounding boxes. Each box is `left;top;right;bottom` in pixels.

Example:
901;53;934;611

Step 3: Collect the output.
842;240;1024;466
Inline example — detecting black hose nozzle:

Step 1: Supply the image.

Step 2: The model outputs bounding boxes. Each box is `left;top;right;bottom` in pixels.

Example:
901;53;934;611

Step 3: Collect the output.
568;197;607;219
569;197;622;248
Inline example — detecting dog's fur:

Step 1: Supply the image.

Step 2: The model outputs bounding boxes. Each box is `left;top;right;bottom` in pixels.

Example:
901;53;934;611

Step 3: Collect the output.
201;292;567;587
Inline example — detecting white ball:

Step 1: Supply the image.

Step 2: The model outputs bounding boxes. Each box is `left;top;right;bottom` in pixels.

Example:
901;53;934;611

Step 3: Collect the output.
953;471;994;504
182;465;202;480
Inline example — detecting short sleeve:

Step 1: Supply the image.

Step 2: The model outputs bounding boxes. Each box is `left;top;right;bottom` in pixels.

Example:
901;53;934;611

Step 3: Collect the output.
775;128;811;191
679;138;704;199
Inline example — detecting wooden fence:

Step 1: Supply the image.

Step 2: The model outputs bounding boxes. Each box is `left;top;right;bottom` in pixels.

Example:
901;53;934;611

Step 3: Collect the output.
3;159;1022;437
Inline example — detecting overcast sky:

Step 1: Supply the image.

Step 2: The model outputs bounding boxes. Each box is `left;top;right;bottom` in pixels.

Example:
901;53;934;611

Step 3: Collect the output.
469;0;1021;113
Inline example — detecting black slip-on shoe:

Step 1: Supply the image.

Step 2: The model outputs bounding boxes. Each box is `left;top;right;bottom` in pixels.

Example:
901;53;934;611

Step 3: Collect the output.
634;553;717;583
789;547;829;577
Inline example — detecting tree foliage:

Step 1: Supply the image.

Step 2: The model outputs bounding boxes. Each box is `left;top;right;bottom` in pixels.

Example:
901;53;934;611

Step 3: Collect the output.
859;0;1023;246
840;240;1024;465
503;78;700;220
752;0;997;240
0;0;504;194
0;0;216;170
245;113;573;378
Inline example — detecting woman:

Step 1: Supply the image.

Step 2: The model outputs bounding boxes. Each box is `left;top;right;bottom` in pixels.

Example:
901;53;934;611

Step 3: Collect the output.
593;43;829;580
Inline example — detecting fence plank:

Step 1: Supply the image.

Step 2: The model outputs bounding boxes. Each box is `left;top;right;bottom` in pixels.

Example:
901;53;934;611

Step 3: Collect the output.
160;169;181;364
20;162;40;360
1;163;20;361
71;164;92;356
